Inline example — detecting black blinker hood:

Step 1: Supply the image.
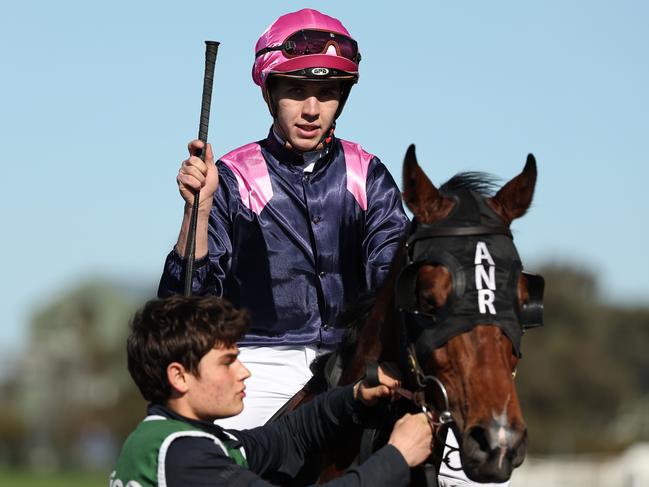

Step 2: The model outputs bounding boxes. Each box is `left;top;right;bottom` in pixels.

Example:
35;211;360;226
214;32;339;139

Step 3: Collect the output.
396;189;544;360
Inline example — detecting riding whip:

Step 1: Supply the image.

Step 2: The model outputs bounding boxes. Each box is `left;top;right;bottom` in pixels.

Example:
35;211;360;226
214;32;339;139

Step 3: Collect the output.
184;40;220;296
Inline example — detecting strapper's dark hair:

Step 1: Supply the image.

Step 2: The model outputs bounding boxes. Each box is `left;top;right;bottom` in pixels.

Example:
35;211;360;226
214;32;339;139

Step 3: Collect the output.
127;295;249;404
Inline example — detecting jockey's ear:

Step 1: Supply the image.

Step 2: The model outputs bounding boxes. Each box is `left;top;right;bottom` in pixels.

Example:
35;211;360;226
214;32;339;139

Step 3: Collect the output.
402;144;453;223
489;154;537;225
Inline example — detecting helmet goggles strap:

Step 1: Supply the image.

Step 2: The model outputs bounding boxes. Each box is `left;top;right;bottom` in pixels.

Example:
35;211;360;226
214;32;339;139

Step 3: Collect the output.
255;29;361;64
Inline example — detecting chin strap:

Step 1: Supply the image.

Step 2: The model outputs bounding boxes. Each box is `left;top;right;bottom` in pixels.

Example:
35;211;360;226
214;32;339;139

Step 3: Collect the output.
320;122;336;152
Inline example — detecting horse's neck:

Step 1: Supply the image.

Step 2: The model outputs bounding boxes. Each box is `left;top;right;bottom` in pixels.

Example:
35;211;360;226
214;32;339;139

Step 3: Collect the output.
339;264;403;384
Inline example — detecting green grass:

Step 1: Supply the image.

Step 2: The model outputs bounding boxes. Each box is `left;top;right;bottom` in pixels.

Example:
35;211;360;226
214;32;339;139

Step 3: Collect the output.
0;469;107;487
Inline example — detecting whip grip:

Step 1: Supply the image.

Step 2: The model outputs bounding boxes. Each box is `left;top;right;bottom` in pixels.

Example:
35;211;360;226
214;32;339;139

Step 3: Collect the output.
198;41;220;150
184;40;220;297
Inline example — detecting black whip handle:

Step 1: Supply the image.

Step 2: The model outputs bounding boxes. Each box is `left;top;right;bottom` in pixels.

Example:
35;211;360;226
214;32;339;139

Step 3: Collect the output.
184;41;220;297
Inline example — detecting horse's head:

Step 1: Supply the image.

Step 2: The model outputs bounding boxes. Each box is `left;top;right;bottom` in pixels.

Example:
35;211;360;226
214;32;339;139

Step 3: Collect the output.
399;145;542;482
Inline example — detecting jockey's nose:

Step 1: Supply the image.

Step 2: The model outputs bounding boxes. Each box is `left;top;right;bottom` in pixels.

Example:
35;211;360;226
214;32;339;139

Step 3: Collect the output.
302;96;319;118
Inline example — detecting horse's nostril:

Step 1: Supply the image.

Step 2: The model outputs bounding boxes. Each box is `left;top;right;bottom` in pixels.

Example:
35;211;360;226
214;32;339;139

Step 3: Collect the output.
468;426;491;453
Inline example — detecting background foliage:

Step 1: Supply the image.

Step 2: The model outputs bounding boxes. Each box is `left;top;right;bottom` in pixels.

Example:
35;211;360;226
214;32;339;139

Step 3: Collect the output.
517;265;649;454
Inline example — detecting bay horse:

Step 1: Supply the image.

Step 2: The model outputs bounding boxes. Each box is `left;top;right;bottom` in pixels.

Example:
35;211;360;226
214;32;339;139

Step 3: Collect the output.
279;145;543;486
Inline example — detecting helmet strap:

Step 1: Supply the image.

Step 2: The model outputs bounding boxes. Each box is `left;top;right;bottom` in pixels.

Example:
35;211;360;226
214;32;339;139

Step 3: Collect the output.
263;85;278;117
334;81;354;119
320;121;336;152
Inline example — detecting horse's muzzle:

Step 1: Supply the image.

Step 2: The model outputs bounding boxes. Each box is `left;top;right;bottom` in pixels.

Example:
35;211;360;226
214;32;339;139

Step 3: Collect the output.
460;423;528;483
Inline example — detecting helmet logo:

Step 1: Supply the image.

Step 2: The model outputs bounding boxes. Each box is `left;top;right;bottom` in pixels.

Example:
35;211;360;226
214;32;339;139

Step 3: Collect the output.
311;67;330;76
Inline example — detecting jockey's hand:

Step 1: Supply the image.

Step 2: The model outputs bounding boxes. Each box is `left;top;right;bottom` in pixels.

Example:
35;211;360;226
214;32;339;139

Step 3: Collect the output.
354;365;400;406
177;140;219;213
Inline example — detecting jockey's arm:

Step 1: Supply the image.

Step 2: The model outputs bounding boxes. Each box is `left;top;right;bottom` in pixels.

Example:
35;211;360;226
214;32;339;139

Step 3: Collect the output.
362;160;409;289
158;142;234;297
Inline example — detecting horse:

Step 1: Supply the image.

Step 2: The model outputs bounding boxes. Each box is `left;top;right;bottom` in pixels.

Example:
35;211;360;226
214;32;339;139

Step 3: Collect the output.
277;145;543;486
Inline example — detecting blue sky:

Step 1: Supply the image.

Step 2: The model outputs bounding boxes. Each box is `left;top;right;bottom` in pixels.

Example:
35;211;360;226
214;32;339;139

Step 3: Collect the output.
1;0;648;360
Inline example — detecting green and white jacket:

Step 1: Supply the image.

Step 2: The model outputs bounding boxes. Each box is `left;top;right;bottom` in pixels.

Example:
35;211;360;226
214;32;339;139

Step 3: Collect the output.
110;414;246;487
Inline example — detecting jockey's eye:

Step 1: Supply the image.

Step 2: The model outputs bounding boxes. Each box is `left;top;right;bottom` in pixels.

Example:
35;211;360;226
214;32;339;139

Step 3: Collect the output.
317;85;340;100
287;86;304;95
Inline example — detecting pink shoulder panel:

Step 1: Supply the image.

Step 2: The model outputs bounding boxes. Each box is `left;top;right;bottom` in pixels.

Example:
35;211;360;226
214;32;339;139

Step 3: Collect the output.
219;143;274;215
340;139;374;211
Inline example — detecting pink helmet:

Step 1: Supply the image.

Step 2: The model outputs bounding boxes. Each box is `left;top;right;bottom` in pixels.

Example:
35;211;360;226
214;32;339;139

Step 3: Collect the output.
252;9;361;90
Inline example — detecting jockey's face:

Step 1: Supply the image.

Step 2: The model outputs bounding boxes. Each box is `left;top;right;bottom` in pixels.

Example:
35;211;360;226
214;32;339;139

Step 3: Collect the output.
182;345;251;421
272;77;341;152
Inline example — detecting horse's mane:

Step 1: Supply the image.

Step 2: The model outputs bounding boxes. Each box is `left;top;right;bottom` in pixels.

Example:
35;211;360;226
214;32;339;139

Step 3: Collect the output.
336;291;378;364
310;291;377;378
440;171;500;196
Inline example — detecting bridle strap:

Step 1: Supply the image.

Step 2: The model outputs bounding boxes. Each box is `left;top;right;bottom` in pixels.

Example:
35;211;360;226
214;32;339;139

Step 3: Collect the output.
407;225;512;245
423;462;439;487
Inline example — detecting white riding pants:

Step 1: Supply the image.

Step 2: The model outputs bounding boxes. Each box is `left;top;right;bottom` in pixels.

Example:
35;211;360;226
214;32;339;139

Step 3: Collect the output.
215;345;332;430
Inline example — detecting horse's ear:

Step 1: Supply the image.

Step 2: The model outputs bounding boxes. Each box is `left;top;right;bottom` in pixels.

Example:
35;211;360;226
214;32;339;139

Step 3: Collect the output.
490;154;537;225
402;144;450;223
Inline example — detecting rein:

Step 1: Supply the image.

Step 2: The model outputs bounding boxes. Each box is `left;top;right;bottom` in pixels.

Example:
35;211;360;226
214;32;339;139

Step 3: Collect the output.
362;357;459;487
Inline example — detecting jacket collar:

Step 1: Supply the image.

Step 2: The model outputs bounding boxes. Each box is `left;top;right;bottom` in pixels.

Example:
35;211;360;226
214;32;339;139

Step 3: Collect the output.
147;403;233;440
264;127;335;171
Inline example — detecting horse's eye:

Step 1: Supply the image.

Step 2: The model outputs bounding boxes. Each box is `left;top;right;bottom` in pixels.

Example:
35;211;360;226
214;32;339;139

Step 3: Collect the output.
420;296;437;310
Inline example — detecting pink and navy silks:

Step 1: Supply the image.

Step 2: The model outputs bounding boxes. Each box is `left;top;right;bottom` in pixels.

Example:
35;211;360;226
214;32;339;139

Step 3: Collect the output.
158;131;408;347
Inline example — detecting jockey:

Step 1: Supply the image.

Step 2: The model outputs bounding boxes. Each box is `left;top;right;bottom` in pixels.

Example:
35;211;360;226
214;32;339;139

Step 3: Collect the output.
158;8;409;429
111;295;433;487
